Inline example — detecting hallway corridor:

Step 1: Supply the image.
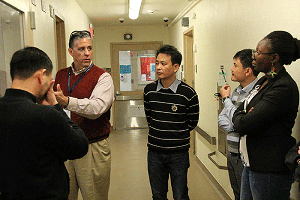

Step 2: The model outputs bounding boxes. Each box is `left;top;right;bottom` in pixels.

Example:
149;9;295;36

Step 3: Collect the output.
106;128;229;200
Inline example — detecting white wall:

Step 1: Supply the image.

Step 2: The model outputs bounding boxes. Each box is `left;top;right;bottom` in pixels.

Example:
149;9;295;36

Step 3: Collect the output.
3;0;91;75
93;25;170;69
2;1;169;79
170;0;300;198
0;2;23;89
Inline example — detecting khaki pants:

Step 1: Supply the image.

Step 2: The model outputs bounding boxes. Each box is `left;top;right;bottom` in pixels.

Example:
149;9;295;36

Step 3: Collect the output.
65;138;111;200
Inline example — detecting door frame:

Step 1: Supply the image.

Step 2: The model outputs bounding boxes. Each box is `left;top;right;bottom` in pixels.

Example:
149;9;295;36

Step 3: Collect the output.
54;13;67;71
110;41;163;96
183;27;196;153
110;41;163;129
183;26;195;88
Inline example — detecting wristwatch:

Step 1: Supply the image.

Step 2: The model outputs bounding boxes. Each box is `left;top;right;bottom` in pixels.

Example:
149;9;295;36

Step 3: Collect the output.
222;96;230;103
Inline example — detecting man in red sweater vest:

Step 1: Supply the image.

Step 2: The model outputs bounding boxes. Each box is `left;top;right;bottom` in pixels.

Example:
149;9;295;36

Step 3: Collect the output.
54;30;114;200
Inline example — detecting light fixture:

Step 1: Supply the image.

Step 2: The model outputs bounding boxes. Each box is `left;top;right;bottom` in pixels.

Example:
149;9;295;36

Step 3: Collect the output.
129;0;142;20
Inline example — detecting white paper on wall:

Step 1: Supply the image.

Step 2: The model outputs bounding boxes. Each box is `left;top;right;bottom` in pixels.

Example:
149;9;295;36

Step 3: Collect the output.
119;51;131;65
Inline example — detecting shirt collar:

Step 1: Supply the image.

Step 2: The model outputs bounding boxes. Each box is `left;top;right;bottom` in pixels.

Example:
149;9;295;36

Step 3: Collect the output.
156;78;181;93
5;88;37;103
71;61;93;76
235;78;259;94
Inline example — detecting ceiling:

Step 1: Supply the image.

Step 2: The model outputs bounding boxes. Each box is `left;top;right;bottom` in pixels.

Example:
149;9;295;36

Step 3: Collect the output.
74;0;194;27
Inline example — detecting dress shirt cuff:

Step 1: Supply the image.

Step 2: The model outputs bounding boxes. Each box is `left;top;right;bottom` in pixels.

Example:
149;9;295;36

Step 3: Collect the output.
223;98;231;107
66;97;76;110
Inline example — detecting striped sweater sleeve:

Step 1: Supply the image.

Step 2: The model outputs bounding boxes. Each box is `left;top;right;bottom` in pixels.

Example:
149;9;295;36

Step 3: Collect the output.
187;92;199;131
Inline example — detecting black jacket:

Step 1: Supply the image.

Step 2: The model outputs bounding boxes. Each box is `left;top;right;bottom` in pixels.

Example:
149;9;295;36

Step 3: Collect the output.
233;67;299;172
0;89;89;199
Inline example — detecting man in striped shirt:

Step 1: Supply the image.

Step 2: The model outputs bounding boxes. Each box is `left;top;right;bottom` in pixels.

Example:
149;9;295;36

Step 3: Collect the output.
144;45;199;200
218;49;259;200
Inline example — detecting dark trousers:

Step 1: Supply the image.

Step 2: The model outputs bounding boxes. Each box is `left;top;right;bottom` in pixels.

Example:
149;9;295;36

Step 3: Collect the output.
241;166;294;200
227;152;244;200
147;150;190;200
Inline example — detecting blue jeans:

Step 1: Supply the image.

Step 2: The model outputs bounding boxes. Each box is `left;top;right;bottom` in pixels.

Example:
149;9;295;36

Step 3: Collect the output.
147;151;190;200
241;166;294;200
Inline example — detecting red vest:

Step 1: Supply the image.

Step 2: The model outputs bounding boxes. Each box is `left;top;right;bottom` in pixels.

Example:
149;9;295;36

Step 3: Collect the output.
54;65;110;143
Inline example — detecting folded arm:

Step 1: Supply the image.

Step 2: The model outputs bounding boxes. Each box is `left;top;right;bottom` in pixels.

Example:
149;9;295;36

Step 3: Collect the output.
233;83;290;134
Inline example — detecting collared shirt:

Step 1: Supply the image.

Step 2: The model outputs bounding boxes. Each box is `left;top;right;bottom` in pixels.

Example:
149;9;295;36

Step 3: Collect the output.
218;78;258;154
65;62;115;119
71;61;93;76
218;78;258;132
156;78;181;93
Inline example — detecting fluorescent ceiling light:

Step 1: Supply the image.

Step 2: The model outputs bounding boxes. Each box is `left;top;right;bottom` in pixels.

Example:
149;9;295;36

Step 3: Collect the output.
129;0;142;20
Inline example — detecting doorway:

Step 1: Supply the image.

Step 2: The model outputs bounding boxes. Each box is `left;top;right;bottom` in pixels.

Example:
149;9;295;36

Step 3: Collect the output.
183;27;195;88
110;41;162;130
55;14;66;71
183;27;196;153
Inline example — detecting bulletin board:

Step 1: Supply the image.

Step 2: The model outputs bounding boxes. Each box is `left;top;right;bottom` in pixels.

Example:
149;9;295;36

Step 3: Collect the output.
119;51;132;91
140;56;155;81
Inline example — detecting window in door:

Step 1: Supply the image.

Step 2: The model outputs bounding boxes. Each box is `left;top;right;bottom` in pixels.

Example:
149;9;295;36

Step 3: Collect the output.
119;50;156;92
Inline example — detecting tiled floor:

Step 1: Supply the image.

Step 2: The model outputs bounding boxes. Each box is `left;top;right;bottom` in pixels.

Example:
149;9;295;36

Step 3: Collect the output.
78;128;228;200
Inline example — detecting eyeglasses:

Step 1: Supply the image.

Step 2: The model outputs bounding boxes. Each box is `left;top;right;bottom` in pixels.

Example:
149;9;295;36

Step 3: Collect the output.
70;30;91;39
69;30;92;48
252;49;274;56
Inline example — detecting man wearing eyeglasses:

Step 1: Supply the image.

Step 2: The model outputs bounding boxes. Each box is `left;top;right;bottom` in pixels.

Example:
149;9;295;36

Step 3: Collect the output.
54;30;114;200
218;49;259;200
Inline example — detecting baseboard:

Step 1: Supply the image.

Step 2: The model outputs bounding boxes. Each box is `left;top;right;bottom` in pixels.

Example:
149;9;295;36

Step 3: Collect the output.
195;156;232;200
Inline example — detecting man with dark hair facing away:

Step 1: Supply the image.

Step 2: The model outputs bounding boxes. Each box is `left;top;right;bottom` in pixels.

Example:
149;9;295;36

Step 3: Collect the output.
218;49;259;200
144;45;199;200
0;47;88;199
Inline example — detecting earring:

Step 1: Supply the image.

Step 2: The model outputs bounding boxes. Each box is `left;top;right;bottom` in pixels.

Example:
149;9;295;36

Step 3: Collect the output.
267;62;277;79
